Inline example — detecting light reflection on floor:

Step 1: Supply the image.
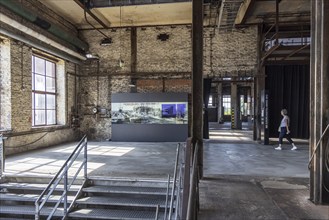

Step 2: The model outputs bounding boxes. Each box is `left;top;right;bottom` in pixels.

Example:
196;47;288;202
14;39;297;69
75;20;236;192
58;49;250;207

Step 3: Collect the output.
4;144;135;176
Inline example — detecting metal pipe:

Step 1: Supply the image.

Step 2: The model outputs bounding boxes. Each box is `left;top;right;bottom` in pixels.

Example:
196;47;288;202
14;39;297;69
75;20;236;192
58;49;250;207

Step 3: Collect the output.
64;165;68;216
164;174;171;220
84;138;88;179
0;25;85;64
186;143;199;220
0;0;89;51
155;205;160;220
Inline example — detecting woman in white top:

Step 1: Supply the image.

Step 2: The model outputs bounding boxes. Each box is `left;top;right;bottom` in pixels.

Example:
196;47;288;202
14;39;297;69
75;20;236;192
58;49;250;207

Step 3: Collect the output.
275;109;297;150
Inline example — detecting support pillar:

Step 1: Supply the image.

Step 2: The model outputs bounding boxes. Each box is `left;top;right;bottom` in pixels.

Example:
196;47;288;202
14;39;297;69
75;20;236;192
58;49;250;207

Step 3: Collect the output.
310;0;329;204
192;0;203;178
217;83;223;123
254;23;265;141
231;81;238;129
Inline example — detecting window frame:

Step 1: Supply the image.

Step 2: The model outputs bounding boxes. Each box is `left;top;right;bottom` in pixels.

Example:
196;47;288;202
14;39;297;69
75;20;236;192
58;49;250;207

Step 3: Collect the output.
222;95;231;116
32;54;57;127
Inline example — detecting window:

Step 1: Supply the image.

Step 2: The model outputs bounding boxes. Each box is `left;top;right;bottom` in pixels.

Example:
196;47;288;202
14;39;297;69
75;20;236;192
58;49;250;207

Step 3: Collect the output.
223;95;231;115
208;95;213;107
32;55;56;126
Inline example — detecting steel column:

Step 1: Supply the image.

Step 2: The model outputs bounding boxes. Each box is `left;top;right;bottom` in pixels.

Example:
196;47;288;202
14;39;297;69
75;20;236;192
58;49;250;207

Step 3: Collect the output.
192;0;204;178
310;0;329;204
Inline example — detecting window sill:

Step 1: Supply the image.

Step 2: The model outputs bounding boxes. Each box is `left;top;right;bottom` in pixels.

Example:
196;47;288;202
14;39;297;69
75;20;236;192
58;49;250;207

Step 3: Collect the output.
31;125;69;132
3;125;71;137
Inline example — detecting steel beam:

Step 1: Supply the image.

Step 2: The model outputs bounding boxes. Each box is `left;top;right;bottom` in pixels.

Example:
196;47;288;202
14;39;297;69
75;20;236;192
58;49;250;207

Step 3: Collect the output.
192;0;204;178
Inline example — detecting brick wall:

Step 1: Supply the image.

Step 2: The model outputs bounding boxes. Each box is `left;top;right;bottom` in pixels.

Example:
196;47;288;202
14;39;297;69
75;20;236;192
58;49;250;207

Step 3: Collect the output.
0;38;11;130
0;40;80;155
79;25;257;140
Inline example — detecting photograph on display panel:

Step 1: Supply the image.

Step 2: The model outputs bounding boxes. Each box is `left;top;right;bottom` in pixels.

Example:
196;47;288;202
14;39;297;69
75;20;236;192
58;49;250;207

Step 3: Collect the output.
111;102;188;124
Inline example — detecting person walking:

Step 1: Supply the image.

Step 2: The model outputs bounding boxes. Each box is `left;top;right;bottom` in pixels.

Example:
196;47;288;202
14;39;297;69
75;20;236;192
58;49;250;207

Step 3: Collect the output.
275;109;297;150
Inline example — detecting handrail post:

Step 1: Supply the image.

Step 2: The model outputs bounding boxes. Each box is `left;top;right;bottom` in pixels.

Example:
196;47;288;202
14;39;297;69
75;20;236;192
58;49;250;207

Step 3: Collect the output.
169;143;180;220
84;137;88;179
164;174;170;220
64;164;68;216
155;205;160;220
181;139;192;220
35;201;40;220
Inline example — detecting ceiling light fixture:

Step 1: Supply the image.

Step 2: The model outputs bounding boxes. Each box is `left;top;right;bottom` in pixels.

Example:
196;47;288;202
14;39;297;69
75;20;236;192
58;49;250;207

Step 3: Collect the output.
100;37;112;46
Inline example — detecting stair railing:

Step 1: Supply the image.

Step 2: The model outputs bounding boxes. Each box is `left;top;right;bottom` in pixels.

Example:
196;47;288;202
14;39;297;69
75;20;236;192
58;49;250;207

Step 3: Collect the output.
35;134;88;220
163;142;186;220
164;174;171;220
186;140;200;220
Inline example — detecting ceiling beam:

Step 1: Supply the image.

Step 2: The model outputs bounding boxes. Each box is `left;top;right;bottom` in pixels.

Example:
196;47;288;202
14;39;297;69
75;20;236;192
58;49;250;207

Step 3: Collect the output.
88;0;191;8
281;44;310;60
235;0;256;25
74;0;109;28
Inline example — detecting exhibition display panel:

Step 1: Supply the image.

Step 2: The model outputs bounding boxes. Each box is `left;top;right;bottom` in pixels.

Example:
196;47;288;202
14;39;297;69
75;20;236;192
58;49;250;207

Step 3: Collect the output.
111;93;188;141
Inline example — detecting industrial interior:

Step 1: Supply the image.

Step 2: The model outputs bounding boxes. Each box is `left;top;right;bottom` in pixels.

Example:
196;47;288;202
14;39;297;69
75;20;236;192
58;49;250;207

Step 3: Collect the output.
0;0;328;219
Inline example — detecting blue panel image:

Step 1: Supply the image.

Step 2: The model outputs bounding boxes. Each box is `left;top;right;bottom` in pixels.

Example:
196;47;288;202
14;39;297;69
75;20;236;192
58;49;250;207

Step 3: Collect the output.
176;104;186;118
162;104;176;118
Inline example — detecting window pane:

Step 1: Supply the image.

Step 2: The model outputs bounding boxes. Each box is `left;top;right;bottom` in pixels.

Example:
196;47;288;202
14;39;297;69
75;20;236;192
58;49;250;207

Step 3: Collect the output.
32;110;35;126
46;94;56;109
32;56;34;74
35;94;45;109
46;77;55;92
35;74;45;91
34;56;45;75
46;61;55;77
47;110;56;124
32;93;34;109
35;110;46;125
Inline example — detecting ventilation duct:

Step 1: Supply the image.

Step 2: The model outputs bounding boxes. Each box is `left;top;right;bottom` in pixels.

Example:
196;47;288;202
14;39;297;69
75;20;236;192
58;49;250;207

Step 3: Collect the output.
0;0;89;52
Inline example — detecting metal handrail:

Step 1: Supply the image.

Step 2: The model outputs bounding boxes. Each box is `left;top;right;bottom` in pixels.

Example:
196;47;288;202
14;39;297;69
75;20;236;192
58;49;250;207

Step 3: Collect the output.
186;141;199;220
164;174;171;220
35;135;88;220
168;143;181;220
155;205;160;220
175;162;183;220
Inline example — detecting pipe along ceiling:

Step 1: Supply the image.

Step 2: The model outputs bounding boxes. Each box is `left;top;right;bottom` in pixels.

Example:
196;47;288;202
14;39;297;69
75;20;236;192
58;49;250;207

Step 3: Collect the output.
0;0;89;54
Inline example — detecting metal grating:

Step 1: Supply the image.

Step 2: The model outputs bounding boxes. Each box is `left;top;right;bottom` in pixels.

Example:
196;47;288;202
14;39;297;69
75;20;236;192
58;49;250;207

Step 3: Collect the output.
83;185;169;195
68;208;159;220
218;0;244;30
0;205;63;216
0;193;75;203
0;182;80;191
76;196;169;208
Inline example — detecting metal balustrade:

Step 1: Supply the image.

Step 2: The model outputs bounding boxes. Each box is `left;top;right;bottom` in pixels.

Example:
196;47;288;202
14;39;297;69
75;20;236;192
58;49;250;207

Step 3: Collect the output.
35;134;88;220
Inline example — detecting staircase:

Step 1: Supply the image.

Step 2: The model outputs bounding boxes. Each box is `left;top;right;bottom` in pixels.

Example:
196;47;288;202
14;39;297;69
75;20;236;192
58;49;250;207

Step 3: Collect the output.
0;176;175;219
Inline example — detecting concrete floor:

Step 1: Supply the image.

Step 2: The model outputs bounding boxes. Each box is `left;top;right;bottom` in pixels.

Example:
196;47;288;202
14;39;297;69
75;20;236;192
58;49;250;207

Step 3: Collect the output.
3;122;329;219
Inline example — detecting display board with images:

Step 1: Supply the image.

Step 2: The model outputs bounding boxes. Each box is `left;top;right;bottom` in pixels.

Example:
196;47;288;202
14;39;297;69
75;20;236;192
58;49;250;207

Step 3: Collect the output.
111;102;188;124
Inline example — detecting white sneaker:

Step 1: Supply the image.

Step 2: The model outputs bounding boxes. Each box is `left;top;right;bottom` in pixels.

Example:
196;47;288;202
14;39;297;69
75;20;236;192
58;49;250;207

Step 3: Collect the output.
291;146;297;151
275;146;282;150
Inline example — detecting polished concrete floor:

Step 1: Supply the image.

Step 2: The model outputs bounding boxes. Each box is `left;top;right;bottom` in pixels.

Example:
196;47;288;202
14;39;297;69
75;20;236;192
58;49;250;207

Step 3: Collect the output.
3;122;329;219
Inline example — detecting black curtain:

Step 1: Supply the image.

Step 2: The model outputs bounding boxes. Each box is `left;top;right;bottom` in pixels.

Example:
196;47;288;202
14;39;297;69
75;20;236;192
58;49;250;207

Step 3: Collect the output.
203;79;212;139
265;65;309;139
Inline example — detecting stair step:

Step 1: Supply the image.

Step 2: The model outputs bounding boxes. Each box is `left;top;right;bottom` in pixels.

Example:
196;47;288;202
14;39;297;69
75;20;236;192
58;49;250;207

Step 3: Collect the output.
0;182;80;191
76;196;168;208
0;205;63;217
0;193;75;203
83;185;169;195
68;208;162;220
